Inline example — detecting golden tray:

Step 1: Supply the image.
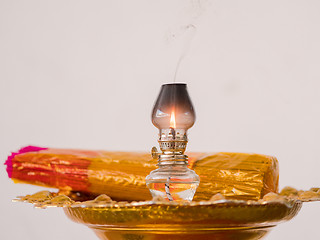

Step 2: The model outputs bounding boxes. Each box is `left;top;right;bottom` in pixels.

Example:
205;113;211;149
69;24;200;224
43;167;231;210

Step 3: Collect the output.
64;200;302;240
16;190;310;240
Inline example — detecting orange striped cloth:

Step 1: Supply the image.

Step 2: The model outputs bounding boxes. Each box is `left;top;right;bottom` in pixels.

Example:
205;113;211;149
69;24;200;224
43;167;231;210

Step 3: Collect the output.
5;146;279;201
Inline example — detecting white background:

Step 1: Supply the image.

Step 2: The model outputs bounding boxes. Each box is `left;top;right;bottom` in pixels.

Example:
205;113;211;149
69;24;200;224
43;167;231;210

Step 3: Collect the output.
0;0;319;239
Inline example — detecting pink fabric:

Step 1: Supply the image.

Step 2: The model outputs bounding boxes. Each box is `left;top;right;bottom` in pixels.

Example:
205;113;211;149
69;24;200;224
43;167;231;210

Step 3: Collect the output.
5;146;48;178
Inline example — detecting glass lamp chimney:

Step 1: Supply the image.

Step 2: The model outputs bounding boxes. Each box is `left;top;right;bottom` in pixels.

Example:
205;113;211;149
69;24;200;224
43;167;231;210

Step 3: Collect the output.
146;83;200;201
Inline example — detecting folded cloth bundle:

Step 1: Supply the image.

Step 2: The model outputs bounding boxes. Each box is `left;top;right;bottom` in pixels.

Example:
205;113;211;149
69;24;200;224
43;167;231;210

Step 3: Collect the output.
5;146;279;201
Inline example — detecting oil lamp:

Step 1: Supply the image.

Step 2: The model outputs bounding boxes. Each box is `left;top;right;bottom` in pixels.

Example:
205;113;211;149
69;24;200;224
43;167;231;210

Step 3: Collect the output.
146;83;200;201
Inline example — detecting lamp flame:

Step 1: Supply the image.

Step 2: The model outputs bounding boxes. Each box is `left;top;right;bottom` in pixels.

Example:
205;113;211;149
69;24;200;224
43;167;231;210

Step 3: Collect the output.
170;110;176;129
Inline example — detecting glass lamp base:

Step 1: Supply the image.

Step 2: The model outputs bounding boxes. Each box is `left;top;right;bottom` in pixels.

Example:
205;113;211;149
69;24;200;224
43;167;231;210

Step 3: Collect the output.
146;164;200;202
147;181;198;201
